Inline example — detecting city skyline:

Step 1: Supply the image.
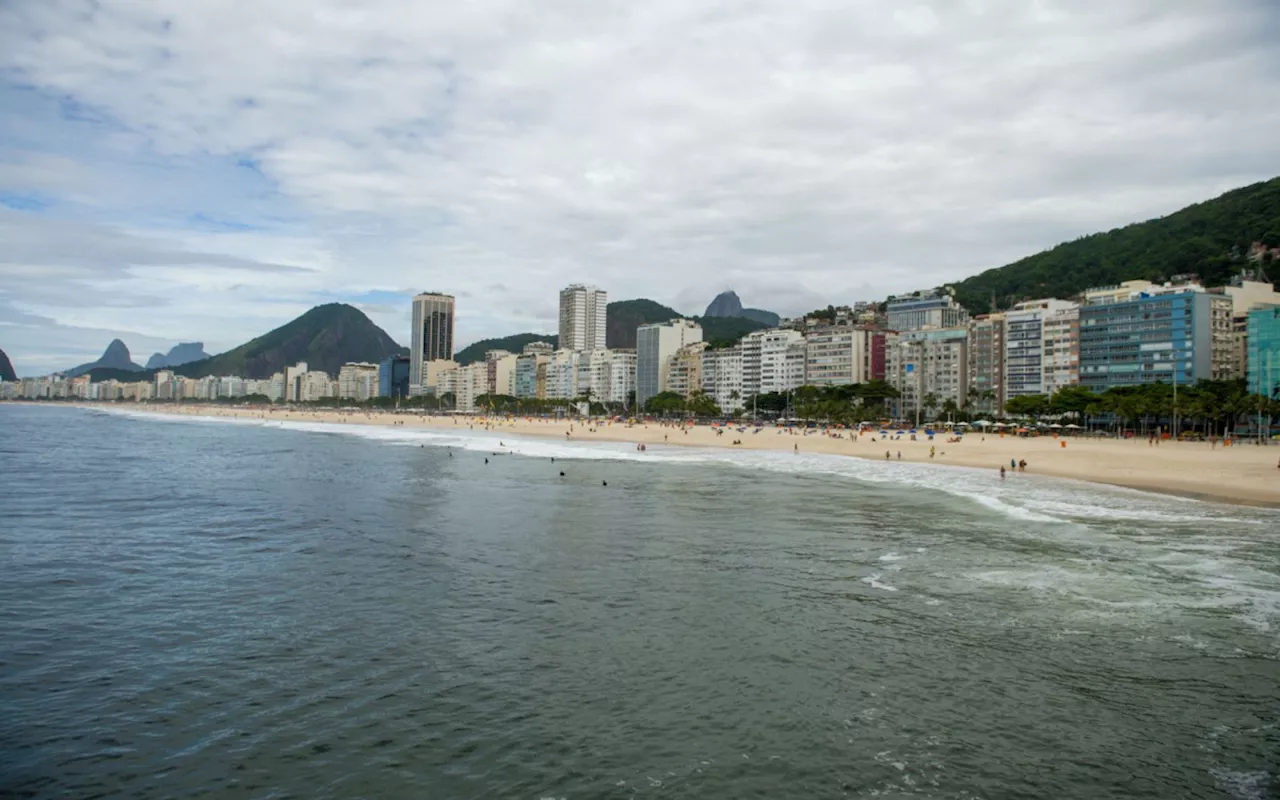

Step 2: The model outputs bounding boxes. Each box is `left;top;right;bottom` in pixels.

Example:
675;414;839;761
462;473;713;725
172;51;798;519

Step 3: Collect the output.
3;3;1280;376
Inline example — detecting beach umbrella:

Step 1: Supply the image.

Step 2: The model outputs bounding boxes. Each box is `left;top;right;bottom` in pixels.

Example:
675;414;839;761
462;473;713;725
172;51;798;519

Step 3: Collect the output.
1048;423;1063;428
1064;423;1082;429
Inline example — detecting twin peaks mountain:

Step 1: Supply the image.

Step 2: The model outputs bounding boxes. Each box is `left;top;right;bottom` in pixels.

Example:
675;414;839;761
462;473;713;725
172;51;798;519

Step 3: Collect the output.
76;304;407;381
146;342;210;370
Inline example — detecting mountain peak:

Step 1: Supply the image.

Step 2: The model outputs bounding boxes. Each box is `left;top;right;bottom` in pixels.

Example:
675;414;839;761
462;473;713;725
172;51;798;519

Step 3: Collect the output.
146;342;210;370
0;347;16;382
101;339;134;367
64;339;143;377
167;303;407;379
705;291;744;318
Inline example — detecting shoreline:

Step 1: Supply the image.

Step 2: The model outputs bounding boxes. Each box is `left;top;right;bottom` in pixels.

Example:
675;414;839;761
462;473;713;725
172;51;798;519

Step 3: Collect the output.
15;401;1280;509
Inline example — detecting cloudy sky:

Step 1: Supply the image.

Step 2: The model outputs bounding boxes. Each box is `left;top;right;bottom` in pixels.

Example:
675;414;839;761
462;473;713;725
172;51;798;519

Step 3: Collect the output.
2;1;1278;375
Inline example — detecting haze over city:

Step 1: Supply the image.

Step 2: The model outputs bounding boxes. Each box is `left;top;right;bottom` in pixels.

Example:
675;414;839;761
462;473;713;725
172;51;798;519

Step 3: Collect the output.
3;0;1280;375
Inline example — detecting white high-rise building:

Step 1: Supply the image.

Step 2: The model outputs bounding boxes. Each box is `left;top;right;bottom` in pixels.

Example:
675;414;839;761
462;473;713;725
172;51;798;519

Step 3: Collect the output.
1004;299;1079;399
741;329;806;397
410;293;456;392
558;284;608;352
575;349;637;405
636;319;702;409
701;344;744;414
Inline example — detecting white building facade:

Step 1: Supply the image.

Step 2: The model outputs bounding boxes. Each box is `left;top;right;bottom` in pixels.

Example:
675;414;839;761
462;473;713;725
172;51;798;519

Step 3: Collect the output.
558;284;608;352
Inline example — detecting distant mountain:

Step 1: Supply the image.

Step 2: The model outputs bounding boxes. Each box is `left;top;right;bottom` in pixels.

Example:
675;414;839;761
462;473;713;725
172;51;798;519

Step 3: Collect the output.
951;176;1280;314
0;348;16;382
704;291;744;317
455;333;558;366
703;290;780;327
606;299;683;349
65;339;143;377
146;342;211;370
698;315;769;344
602;298;770;349
168;304;407;379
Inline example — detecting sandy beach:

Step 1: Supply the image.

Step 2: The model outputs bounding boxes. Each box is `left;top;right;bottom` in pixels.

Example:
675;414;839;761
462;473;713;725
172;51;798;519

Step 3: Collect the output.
69;403;1280;507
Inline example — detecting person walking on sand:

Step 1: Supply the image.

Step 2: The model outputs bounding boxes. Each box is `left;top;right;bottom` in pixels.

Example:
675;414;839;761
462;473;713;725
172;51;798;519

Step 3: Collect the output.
885;450;891;460
929;446;935;459
794;443;798;453
897;451;901;460
1000;466;1006;480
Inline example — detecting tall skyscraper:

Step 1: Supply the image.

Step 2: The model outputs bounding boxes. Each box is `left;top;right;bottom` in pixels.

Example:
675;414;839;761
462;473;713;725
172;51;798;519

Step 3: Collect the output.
558;284;608;351
410;292;455;390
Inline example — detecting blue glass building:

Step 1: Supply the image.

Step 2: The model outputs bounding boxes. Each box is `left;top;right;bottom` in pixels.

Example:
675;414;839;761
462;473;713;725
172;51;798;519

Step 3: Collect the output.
379;355;410;399
1078;290;1229;390
1246;306;1280;399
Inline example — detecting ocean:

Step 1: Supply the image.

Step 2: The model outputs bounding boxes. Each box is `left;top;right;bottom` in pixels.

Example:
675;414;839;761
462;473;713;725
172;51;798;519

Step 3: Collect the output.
2;404;1277;799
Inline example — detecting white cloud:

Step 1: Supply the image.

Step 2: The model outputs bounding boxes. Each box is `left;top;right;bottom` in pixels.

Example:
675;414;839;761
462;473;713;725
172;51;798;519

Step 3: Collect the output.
1;0;1278;375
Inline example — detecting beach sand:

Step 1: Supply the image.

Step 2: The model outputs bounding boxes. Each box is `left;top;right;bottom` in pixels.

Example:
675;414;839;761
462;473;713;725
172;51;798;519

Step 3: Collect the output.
86;403;1280;508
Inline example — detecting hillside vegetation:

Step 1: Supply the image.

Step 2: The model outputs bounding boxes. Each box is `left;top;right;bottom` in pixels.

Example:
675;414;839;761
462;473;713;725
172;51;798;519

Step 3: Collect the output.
950;176;1280;313
454;333;558;366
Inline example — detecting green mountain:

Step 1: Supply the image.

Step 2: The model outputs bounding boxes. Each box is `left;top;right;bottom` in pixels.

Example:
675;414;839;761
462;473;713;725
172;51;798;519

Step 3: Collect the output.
606;299;682;348
698;315;769;344
175;304;406;379
951;176;1280;314
455;333;558;366
84;304;406;382
0;347;16;382
604;298;770;349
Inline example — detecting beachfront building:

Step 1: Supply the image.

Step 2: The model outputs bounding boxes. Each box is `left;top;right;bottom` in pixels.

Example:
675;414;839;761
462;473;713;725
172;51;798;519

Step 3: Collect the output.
802;326;884;386
1246;306;1280;399
885;289;969;332
410;292;455;393
741;328;805;397
701;344;744;415
558;284;608;352
514;350;549;399
884;328;968;421
1004;299;1079;399
485;350;518;397
378;356;410;399
296;370;335;402
338;362;380;401
1079;287;1233;391
1043;304;1081;395
545;349;582;400
636;319;703;410
665;342;706;400
575;349;636;405
449;362;487;411
966;313;1005;415
282;362;307;402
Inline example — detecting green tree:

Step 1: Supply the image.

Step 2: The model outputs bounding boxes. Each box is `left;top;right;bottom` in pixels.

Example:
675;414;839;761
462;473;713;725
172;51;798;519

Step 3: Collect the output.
644;391;687;416
686;391;722;418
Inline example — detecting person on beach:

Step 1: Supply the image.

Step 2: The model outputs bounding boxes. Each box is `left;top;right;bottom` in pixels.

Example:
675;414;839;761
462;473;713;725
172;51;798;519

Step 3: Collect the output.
1000;466;1006;479
885;450;890;460
897;451;902;460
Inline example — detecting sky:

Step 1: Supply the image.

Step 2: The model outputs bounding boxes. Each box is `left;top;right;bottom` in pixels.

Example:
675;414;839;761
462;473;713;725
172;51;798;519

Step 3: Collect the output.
2;1;1279;376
